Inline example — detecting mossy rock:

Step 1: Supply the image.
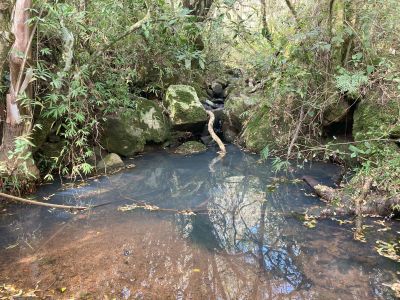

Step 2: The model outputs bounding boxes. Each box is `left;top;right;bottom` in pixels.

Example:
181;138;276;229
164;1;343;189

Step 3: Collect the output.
101;98;171;157
163;85;207;129
96;153;124;172
174;141;207;155
135;98;171;143
31;117;55;152
241;103;274;152
224;93;263;130
323;99;350;126
353;93;400;142
40;140;67;158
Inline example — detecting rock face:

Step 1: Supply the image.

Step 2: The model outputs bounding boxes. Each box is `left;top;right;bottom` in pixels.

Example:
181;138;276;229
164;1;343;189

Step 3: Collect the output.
40;140;67;158
353;95;400;141
211;82;224;98
97;153;124;172
163;85;208;130
222;93;263;143
174;141;207;155
101;98;170;156
241;103;274;152
323;99;350;126
31;117;55;152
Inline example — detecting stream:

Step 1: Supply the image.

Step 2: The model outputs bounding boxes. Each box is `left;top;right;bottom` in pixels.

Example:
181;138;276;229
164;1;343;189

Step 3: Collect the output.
0;145;399;299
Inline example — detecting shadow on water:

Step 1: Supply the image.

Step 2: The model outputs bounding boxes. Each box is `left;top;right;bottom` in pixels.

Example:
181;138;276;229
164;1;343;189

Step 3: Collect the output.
0;145;399;299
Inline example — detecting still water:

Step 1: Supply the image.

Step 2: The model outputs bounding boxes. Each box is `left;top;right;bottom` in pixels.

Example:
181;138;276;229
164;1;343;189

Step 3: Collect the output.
0;145;398;299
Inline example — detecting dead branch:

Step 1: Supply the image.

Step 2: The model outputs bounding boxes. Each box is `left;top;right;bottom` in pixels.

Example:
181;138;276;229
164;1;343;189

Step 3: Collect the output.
287;105;304;159
302;176;400;217
207;110;226;155
0;192;88;210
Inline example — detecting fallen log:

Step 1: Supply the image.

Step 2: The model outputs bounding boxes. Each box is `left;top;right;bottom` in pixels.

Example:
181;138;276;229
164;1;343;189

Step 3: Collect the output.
0;192;88;210
302;176;399;217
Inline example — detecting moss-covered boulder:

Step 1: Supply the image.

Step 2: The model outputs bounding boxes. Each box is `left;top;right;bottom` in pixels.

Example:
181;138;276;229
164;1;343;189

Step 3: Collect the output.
96;153;124;172
31;117;55;152
353;94;400;141
40;140;67;158
174;141;207;155
163;85;207;130
135;98;171;143
101;98;170;157
323;99;350;126
241;103;274;152
224;93;263;130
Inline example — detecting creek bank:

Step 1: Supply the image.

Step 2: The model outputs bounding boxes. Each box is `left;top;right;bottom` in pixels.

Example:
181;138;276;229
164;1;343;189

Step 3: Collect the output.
29;72;399;219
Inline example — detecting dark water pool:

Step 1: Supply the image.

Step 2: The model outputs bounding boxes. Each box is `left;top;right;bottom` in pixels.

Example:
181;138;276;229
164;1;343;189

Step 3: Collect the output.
0;145;399;299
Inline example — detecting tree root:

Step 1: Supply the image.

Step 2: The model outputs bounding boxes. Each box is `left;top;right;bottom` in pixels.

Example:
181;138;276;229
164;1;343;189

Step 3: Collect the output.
0;192;88;210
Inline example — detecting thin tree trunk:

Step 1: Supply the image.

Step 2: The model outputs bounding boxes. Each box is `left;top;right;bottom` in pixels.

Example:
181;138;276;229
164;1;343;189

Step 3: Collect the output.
284;0;299;24
260;0;273;44
0;1;13;142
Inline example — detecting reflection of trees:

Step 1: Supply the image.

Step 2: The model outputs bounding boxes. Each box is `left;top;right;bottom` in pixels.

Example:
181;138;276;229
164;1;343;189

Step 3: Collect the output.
205;174;308;293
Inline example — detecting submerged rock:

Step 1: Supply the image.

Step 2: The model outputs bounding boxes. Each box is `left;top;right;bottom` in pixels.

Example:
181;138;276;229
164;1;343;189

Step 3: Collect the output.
163;85;208;130
101;98;170;156
96;153;124;172
174;141;207;155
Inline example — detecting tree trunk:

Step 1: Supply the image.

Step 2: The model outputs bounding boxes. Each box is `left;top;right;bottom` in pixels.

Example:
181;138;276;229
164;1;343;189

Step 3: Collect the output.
0;1;13;143
182;0;213;19
0;0;39;190
260;0;273;44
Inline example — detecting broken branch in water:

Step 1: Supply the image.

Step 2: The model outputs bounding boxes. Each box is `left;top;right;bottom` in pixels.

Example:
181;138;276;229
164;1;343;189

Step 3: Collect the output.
302;176;399;217
207;110;226;155
0;192;88;210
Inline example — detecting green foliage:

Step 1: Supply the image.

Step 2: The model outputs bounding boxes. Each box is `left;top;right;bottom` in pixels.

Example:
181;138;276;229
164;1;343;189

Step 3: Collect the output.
26;0;210;180
335;68;368;97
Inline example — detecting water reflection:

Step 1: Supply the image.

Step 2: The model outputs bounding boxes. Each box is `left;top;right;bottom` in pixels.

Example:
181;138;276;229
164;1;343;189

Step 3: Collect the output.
0;145;398;299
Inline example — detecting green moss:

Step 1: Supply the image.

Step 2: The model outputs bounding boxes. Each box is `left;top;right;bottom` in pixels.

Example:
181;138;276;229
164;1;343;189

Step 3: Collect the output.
242;105;271;152
224;94;263;129
164;85;207;126
135;98;171;142
174;141;207;155
323;99;350;125
353;92;400;142
101;99;171;156
101;109;146;157
31;117;55;152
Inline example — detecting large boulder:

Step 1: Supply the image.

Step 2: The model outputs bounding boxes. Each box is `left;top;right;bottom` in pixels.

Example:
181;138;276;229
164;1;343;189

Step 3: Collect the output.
224;93;262;130
353;93;400;141
241;103;274;152
96;153;124;172
163;85;208;130
31;117;55;152
222;93;263;143
323;99;351;126
101;98;170;157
